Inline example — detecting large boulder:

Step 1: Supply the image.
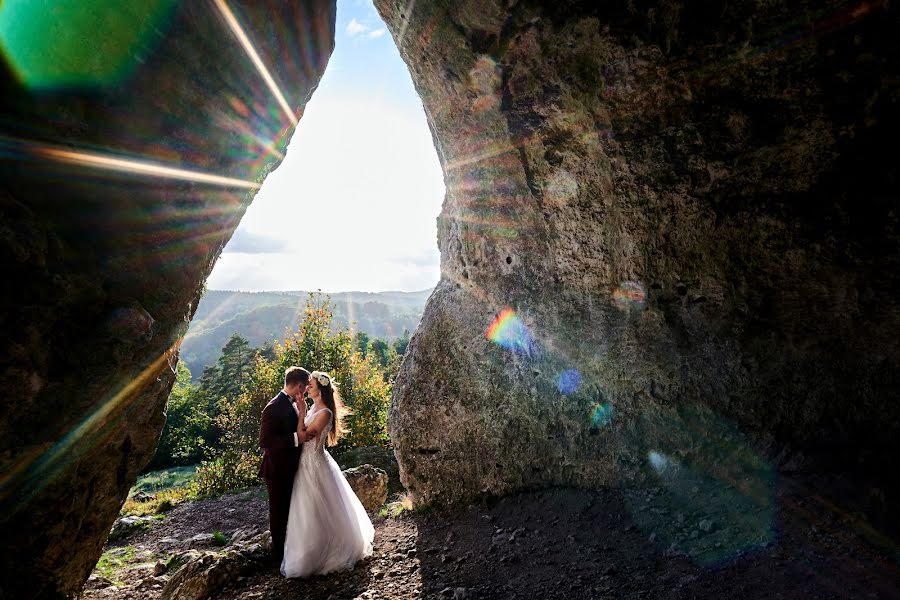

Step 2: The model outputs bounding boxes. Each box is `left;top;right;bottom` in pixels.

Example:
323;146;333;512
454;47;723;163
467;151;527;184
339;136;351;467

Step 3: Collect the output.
337;445;401;494
108;515;159;542
0;2;335;597
376;0;899;508
343;464;389;512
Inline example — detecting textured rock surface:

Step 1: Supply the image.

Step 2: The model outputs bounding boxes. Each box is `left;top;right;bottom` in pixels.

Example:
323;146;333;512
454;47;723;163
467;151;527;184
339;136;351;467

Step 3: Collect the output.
343;464;389;512
159;532;271;600
376;0;899;507
0;2;335;597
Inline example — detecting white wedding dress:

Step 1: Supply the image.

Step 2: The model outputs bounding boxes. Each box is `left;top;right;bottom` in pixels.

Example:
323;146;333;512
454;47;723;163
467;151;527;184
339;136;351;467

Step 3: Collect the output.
281;406;375;578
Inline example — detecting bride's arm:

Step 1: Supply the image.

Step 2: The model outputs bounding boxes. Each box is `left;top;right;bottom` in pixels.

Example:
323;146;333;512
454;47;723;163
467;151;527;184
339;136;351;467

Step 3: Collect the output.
296;410;306;439
296;398;307;423
298;411;331;443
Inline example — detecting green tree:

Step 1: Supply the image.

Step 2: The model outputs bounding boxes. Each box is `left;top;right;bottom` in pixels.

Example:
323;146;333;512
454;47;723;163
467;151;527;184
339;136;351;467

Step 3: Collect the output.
279;294;354;380
149;362;214;469
216;334;253;399
194;293;390;495
256;341;277;362
343;353;392;448
367;338;396;369
393;330;410;357
354;331;370;358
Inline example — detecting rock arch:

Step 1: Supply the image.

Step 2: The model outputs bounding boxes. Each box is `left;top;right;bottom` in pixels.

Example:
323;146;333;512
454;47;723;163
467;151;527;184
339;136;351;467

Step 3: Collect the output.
1;0;898;596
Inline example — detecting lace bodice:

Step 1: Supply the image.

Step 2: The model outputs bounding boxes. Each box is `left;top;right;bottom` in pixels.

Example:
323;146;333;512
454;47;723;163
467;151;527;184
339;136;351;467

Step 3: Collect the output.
303;405;333;453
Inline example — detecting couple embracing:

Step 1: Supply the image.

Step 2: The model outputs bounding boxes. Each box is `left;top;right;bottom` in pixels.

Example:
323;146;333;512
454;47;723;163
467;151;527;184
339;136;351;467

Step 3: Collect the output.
258;366;374;577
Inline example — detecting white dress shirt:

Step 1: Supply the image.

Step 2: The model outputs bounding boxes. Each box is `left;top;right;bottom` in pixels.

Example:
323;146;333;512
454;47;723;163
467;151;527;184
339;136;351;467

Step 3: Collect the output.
292;399;301;447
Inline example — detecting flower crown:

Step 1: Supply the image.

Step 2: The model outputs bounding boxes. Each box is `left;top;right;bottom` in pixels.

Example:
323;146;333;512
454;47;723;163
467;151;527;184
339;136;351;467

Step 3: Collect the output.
311;371;332;387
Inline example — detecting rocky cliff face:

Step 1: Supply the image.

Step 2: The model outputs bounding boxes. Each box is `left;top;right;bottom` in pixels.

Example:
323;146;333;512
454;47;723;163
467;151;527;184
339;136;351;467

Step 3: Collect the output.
377;0;898;508
0;2;334;597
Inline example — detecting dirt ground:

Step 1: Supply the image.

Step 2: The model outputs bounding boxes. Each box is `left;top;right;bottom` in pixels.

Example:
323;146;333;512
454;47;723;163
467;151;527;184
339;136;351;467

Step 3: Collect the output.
84;473;899;600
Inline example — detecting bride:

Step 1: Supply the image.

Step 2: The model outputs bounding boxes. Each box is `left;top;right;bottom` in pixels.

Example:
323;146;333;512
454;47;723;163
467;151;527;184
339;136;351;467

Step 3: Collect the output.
281;370;375;578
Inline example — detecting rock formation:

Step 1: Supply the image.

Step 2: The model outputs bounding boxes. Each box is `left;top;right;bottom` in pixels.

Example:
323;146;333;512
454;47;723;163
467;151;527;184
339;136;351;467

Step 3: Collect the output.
343;464;389;512
0;2;334;597
377;0;899;508
1;0;898;596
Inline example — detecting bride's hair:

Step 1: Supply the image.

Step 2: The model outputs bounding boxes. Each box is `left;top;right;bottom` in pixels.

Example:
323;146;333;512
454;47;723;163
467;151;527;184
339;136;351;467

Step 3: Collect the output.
311;371;349;446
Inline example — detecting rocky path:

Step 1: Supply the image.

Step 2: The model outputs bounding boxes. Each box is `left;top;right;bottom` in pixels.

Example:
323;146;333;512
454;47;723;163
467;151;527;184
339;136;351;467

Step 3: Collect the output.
86;482;899;600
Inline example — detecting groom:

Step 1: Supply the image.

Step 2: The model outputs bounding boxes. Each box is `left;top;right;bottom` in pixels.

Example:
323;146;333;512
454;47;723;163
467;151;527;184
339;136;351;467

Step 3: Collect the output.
259;366;309;567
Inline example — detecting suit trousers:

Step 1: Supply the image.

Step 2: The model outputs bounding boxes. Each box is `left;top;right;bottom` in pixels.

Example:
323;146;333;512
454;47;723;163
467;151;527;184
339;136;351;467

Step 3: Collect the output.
265;473;295;565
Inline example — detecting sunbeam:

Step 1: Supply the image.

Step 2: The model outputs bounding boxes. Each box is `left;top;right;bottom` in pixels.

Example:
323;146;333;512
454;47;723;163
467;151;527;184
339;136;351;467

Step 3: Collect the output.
213;0;299;127
1;347;177;509
32;145;261;189
394;0;417;48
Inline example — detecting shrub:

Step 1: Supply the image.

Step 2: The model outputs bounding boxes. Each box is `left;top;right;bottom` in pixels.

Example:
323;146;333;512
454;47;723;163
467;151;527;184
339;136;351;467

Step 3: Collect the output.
212;531;228;546
120;486;194;517
341;353;391;449
193;450;261;497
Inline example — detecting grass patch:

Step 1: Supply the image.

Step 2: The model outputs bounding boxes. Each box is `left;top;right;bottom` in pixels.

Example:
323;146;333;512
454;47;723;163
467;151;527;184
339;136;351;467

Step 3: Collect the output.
130;465;198;497
121;465;200;516
165;553;187;573
238;487;268;502
121;485;196;517
378;492;414;518
107;515;163;542
212;531;229;546
94;546;136;585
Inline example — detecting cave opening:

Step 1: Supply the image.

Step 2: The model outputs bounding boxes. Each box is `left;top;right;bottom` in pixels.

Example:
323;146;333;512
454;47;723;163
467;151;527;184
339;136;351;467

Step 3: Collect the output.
206;0;444;296
145;0;444;506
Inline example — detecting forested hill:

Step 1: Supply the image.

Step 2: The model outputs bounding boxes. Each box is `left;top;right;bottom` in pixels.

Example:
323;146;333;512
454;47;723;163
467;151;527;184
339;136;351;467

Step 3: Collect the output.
179;289;432;379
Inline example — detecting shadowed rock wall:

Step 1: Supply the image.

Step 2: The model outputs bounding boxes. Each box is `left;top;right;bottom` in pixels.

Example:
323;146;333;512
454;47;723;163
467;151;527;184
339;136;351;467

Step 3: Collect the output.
0;2;335;597
377;0;899;509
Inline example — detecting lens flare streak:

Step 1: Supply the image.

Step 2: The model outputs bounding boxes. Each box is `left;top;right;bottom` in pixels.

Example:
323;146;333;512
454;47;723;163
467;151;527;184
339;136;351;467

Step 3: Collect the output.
213;0;298;127
34;146;261;189
394;0;418;47
0;347;176;507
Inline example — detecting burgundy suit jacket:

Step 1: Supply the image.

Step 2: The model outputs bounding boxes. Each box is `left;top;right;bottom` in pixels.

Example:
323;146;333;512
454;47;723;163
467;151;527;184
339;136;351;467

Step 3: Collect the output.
258;391;302;480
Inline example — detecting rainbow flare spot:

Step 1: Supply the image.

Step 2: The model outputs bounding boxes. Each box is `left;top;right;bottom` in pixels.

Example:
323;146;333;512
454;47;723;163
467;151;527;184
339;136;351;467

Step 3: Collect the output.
612;280;646;310
590;402;614;428
557;369;582;395
486;308;534;354
0;0;178;90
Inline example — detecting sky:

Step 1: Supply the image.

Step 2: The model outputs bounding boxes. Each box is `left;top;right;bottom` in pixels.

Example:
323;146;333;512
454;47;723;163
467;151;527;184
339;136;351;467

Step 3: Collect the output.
206;0;445;293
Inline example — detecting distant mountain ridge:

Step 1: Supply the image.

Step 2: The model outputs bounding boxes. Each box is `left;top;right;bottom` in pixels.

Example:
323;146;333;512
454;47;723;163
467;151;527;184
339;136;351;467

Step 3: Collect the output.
179;288;432;379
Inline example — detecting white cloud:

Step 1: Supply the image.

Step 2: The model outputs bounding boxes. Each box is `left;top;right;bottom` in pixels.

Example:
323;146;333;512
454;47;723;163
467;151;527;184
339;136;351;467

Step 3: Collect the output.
346;18;368;36
207;251;439;293
367;28;386;39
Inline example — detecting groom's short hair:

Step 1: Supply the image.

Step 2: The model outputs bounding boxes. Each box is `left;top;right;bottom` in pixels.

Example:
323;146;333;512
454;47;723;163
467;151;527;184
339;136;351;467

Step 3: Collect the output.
284;366;310;387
